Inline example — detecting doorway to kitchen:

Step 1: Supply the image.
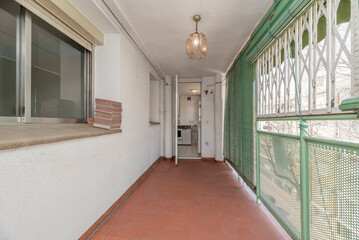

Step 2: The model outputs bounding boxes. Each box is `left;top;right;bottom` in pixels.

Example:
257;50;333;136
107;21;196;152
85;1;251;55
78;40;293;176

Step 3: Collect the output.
177;82;201;158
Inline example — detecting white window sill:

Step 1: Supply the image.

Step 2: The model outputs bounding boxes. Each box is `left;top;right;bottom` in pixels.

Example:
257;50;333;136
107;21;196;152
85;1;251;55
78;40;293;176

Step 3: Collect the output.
0;123;122;151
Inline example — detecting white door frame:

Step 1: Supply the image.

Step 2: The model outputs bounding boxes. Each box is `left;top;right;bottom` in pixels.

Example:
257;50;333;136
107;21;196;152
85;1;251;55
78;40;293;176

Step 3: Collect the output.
176;79;202;160
174;75;178;166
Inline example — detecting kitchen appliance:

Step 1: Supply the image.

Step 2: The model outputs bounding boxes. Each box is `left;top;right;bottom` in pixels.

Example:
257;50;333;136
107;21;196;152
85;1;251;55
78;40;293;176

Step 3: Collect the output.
178;125;192;145
182;128;191;145
177;129;183;145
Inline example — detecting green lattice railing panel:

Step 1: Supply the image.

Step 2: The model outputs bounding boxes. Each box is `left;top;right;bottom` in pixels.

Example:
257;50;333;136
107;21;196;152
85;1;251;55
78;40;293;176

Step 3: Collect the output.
308;140;359;240
259;132;301;240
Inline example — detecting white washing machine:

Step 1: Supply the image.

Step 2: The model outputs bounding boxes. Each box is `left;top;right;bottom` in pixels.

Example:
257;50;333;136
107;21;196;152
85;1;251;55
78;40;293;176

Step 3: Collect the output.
182;128;192;145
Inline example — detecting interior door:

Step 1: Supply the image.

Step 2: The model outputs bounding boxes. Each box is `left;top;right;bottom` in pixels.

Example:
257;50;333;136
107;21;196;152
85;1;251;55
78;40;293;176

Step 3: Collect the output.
174;75;178;166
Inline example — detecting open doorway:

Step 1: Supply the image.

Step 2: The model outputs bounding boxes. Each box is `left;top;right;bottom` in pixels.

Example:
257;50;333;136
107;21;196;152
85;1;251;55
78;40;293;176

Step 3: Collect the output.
177;82;201;158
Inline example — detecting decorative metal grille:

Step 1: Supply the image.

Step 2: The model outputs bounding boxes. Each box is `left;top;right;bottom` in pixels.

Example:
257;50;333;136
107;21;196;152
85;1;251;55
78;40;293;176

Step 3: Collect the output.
257;0;354;117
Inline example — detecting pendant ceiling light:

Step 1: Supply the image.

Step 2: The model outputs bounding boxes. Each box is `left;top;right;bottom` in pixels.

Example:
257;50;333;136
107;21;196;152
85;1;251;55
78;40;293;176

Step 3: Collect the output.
186;15;207;60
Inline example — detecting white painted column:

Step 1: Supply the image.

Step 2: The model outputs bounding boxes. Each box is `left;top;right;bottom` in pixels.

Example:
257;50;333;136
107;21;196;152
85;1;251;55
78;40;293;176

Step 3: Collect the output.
201;76;215;158
214;74;224;161
165;76;173;159
222;77;226;155
160;79;165;157
172;76;176;159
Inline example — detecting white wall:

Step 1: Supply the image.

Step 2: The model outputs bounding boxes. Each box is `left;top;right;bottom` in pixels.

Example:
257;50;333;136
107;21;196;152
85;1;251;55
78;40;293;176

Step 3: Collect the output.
179;95;200;126
214;73;224;161
160;80;165;156
94;34;122;102
149;78;160;123
0;32;163;240
201;76;215;158
165;76;173;159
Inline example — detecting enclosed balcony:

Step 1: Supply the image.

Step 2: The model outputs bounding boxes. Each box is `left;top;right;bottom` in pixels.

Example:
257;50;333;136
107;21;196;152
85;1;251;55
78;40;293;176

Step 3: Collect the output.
0;0;358;240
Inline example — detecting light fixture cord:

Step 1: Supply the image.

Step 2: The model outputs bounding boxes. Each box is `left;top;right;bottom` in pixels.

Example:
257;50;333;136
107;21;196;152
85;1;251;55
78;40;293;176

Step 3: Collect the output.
195;21;198;33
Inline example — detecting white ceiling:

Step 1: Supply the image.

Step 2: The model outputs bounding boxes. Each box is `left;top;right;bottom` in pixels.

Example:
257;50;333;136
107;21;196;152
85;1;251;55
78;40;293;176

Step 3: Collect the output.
179;83;201;96
70;0;272;78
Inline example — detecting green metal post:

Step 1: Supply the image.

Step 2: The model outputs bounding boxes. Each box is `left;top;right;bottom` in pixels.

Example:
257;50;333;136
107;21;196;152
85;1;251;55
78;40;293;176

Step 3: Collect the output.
300;119;310;240
256;120;260;203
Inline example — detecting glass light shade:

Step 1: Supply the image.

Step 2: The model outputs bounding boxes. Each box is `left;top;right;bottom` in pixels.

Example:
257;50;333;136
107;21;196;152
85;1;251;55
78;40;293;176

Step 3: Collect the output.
186;32;207;60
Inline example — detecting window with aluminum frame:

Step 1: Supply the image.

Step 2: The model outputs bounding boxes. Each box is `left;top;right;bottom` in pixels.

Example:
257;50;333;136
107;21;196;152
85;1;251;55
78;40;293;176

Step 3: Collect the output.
0;3;92;124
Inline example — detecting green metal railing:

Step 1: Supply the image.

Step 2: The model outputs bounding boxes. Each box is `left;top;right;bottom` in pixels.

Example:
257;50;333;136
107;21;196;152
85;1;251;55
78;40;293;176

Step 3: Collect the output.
224;0;359;238
256;117;359;240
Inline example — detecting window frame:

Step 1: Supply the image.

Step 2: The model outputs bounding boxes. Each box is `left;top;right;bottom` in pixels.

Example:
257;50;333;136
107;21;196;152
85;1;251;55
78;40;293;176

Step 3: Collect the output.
0;5;92;124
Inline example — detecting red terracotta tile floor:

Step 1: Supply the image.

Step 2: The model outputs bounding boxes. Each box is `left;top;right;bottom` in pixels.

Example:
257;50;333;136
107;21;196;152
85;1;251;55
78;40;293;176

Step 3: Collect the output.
90;160;290;240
